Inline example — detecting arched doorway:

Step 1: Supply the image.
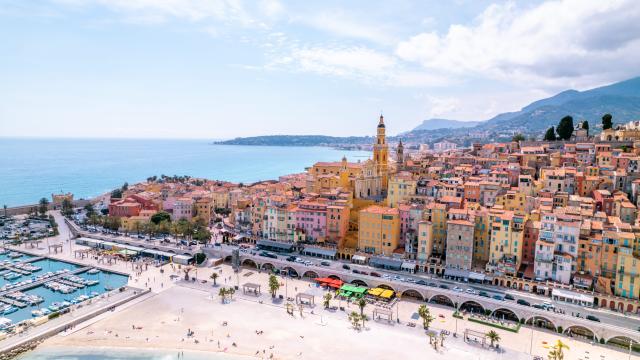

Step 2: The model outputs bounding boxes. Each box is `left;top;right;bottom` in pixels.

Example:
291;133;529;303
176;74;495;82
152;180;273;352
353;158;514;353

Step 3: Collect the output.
628;303;634;313
430;294;455;308
565;325;596;341
327;274;342;281
526;316;556;331
377;284;396;292
241;259;258;268
351;279;368;287
401;289;424;301
223;255;233;263
302;270;319;279
606;336;638;352
282;266;299;278
492;308;519;322
459;300;484;314
600;299;607;308
261;263;275;272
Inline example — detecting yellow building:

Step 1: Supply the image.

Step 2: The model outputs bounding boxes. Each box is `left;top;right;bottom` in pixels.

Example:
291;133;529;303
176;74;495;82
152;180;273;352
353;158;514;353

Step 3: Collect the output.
417;221;434;262
424;203;447;255
615;246;640;299
358;205;399;256
194;197;214;225
473;208;491;266
486;209;526;276
386;171;416;208
212;188;229;209
121;209;156;232
495;190;526;214
308;156;361;194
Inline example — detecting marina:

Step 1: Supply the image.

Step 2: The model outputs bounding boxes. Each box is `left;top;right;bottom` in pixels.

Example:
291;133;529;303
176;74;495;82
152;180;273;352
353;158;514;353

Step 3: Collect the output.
0;251;129;331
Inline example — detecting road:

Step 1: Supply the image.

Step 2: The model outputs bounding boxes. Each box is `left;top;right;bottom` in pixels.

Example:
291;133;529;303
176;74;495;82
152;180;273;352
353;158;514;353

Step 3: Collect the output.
213;242;640;331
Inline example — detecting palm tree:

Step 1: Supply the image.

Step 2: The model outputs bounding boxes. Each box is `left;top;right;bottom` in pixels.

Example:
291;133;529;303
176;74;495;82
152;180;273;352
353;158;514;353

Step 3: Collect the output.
218;287;227;303
38;197;49;217
227;287;235;300
3;204;8;218
210;272;219;286
357;298;367;316
348;311;361;330
360;313;369;329
548;339;569;360
486;330;500;348
418;304;434;330
323;293;332;309
268;274;280;298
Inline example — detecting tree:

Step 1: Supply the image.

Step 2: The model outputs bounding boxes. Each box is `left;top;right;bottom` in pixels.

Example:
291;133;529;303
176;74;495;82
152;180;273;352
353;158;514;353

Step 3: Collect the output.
150;211;171;225
38;198;49;217
61;198;74;217
357;298;367;316
512;133;525;142
218;287;227;303
348;311;361;330
418;304;434;330
582;120;589;135
548;339;569;360
3;204;7;218
360;313;369;329
323;293;332;309
227;287;236;300
111;188;123;199
487;330;500;348
121;182;129;191
544;126;557;141
84;203;96;217
556;115;574;140
602;113;613;130
268;274;280;298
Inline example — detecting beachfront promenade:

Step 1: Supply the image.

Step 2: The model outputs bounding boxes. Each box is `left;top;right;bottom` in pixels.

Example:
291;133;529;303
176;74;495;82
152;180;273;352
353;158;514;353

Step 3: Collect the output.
3;211;636;360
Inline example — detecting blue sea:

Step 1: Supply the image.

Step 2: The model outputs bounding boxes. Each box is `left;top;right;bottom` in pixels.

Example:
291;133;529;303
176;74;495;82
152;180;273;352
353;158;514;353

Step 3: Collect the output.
0;138;369;207
17;347;249;360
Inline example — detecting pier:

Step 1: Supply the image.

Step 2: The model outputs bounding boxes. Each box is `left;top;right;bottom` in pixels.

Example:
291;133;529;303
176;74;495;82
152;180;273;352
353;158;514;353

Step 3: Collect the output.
0;266;92;297
0;297;27;308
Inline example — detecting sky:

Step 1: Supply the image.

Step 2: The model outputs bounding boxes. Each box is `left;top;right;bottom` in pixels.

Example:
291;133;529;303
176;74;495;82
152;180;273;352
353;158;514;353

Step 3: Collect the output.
1;0;639;139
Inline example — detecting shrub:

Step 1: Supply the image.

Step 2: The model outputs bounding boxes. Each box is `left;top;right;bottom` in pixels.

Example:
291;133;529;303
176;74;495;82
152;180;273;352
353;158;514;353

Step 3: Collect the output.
557;326;563;334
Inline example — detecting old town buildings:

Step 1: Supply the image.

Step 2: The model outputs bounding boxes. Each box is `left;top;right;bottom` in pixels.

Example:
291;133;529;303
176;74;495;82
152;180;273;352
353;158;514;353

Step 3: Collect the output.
107;116;640;303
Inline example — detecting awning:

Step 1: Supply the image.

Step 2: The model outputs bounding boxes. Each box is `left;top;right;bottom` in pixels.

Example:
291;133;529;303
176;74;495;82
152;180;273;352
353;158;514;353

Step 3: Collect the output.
380;290;394;299
368;288;384;296
468;272;485;281
352;255;367;262
302;246;336;258
256;239;295;251
369;257;402;270
118;249;138;256
401;262;417;270
444;268;469;278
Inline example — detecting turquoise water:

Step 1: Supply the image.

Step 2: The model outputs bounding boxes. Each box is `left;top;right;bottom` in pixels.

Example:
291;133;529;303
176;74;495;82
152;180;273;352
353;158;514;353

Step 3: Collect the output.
1;256;128;324
18;347;247;359
0;258;74;288
0;138;370;207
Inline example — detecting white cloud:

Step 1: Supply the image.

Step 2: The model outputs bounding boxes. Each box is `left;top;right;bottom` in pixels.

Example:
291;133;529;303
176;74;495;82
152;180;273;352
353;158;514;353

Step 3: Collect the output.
423;96;460;118
283;46;395;79
395;0;640;88
296;11;396;45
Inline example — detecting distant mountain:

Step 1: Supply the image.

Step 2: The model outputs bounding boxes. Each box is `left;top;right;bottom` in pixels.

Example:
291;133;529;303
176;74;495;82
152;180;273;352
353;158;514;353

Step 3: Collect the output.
217;76;640;147
407;76;640;135
412;119;481;131
476;76;640;132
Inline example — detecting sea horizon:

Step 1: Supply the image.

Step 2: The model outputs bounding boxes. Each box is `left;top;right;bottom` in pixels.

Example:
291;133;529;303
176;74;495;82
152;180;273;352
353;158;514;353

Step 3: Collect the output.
0;138;370;207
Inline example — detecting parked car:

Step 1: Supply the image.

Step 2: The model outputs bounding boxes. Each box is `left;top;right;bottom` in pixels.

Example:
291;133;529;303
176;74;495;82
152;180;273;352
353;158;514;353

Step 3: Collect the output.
517;299;531;306
286;256;297;262
370;272;381;277
479;291;489;297
453;286;463;292
427;282;437;287
465;288;475;294
320;261;331;267
439;284;449;290
492;295;503;301
532;304;545;309
504;294;515;301
586;315;600;322
342;264;351;270
416;280;427;286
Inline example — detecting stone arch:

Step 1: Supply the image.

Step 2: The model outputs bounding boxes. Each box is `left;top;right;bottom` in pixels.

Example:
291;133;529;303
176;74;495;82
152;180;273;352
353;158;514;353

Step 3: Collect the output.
506;280;511;288
609;301;616;310
429;294;455;308
327;274;342;281
618;301;624;312
302;270;319;279
351;279;368;287
628;303;635;313
526;315;557;331
459;300;485;314
605;336;637;350
183;252;191;256
241;258;258;268
261;262;275;271
282;266;299;278
564;325;597;341
377;283;396;292
223;255;233;263
401;289;424;301
167;249;176;254
600;298;607;308
493;278;499;286
492;308;520;322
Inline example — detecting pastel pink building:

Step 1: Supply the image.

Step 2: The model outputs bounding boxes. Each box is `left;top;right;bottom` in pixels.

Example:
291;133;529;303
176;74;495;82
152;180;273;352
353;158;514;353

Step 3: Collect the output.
293;201;327;242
